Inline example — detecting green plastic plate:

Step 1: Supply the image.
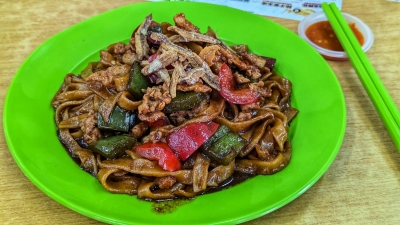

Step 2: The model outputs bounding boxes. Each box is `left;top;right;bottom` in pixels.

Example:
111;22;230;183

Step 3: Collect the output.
3;2;346;224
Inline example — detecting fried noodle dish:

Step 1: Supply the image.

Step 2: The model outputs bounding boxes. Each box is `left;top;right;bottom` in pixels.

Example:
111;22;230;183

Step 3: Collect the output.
51;13;299;201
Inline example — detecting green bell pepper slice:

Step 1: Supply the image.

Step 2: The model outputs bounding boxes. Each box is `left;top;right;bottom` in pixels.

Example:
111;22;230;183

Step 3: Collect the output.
201;126;246;166
163;91;207;113
127;61;150;100
97;105;136;132
200;124;230;153
88;135;136;159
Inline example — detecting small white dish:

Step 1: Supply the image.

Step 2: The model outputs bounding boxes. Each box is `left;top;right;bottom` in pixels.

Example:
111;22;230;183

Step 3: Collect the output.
297;12;374;61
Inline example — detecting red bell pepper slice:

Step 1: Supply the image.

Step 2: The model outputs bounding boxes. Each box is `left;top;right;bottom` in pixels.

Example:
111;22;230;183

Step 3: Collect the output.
166;122;219;161
134;142;181;172
218;63;260;104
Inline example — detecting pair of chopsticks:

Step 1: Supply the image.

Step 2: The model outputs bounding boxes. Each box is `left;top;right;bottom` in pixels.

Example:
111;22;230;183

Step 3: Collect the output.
321;2;400;152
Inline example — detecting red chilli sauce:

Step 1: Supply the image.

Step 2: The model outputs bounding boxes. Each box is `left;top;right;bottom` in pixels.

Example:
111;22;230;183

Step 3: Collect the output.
305;21;364;51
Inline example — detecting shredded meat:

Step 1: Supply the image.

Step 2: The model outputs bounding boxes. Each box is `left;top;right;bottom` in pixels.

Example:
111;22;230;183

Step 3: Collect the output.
170;62;185;98
150;33;220;90
249;81;271;98
155;176;177;189
81;113;102;144
138;83;172;123
168;34;187;43
100;50;116;67
114;43;128;54
176;82;212;93
173;13;200;33
85;65;130;89
240;52;270;70
219;46;261;79
199;45;221;66
131;122;149;139
142;125;175;143
154;69;170;84
122;50;139;65
167;26;221;44
179;67;204;85
142;129;164;143
233;72;250;84
141;50;178;75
